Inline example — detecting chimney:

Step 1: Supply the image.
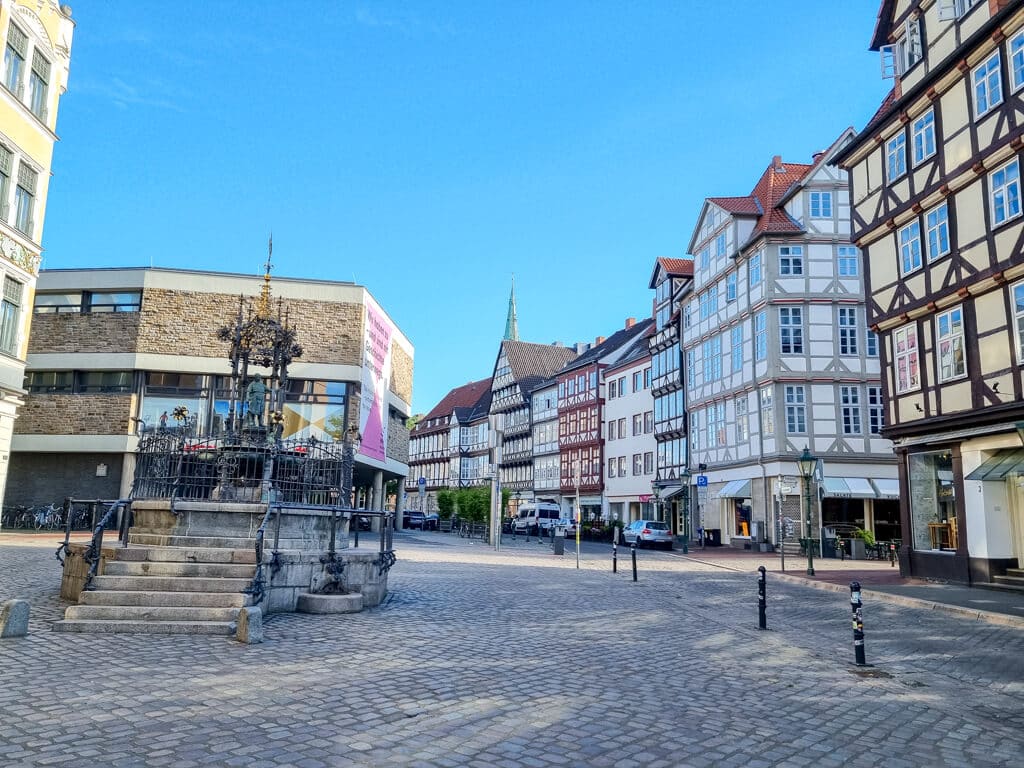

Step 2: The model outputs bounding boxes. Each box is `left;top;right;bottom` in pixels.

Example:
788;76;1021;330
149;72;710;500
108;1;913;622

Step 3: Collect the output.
772;154;784;171
625;317;636;328
552;341;563;347
812;150;826;164
595;336;606;346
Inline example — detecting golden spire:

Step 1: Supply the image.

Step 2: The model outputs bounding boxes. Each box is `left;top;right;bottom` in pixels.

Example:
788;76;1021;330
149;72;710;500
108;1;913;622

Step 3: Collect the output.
256;233;273;319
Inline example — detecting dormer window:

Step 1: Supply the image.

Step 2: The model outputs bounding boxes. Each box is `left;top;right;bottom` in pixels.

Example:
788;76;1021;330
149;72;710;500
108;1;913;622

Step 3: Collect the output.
880;18;923;79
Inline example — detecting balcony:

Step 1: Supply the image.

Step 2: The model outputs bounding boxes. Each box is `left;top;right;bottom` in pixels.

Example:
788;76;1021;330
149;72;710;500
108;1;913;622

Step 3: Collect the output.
650;323;678;351
501;449;533;464
503;420;531;438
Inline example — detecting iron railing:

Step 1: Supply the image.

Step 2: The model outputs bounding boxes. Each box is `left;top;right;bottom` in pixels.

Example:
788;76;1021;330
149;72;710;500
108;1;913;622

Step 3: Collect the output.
79;499;132;591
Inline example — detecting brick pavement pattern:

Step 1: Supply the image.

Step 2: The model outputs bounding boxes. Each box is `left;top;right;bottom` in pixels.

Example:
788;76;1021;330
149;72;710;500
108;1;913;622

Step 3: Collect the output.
1;531;1022;767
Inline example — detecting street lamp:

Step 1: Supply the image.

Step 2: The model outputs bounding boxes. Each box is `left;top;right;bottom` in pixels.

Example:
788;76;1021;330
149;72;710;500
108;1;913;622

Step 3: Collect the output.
651;483;661;523
679;467;691;554
797;446;816;576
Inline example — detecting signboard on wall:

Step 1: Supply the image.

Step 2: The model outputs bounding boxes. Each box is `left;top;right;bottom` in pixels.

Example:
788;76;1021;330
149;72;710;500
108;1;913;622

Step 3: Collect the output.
359;295;395;462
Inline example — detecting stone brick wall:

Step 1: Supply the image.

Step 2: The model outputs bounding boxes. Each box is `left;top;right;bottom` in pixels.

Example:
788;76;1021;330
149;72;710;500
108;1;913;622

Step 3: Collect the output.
28;313;141;354
388;410;410;464
390;344;413;406
17;394;134;435
6;452;123;507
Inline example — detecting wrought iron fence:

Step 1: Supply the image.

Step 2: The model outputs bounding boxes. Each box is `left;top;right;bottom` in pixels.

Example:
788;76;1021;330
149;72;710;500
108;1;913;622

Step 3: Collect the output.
132;431;354;504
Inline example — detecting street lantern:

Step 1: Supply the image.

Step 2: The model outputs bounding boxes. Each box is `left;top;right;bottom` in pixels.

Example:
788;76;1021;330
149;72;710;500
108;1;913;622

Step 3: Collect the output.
679;467;691;554
651;483;661;522
798;446;816;576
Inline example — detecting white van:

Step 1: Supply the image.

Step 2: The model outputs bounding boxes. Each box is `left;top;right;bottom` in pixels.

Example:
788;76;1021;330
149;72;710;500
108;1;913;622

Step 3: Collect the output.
511;502;562;535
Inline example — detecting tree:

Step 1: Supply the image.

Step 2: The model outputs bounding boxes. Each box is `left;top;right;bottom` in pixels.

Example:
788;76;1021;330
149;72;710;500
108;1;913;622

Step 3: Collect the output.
436;489;455;520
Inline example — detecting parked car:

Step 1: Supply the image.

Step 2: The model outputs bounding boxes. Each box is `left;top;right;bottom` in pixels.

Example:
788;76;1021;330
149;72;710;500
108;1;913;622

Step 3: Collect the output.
403;510;426;529
422;512;440;531
623;520;674;549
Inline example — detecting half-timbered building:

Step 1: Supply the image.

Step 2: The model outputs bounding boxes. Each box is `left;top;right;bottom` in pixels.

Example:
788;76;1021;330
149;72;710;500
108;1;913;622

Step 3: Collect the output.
835;0;1024;583
528;379;560;509
488;339;578;495
555;318;653;521
684;137;898;548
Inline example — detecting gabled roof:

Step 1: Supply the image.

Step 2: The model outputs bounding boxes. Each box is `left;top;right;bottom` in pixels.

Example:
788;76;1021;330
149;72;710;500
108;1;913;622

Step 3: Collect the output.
706;196;762;216
648;256;694;289
559;318;654;374
870;0;897;51
414;377;492;434
499;339;579;401
748;160;814;238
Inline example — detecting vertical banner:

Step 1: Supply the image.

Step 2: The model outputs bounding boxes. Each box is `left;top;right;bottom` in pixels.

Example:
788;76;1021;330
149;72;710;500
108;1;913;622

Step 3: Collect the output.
360;297;394;462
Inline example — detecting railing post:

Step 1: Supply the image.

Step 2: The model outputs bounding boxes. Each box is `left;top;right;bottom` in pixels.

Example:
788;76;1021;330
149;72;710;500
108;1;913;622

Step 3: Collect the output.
757;565;767;630
851;581;866;666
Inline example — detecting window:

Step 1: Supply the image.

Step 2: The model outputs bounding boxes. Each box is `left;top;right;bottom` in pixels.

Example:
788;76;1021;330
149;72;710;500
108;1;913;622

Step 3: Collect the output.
834;246;857;277
700;246;710;271
608;380;617;399
867;329;879;357
731;325;742;373
907;451;957;552
643;452;654;474
618;456;626;477
868;386;884;435
608;458;616;478
901;18;922;71
1012;30;1024;92
644;410;653;433
760;386;774;435
617;417;626;437
779;246;803;276
633;414;642;436
686;349;696;388
608;420;616;440
1014;281;1024;362
899;220;922;274
749;251;763;285
735;396;749;442
755;311;767;361
633;454;642;476
809;191;832;218
707;402;726;447
644;367;651;388
887;133;906;181
894;324;920;394
839;307;859;356
912;110;936;165
690;412;700;453
618;376;626;395
78;371;133;393
0;145;9;222
840;386;861;435
973;51;1003;118
937;0;980;21
936;306;966;382
779;307;803;354
14;162;36;237
716;233;727;262
699;288;718;320
784;385;806;434
28;49;49;120
26;370;72;393
3;24;26;97
925;203;950;261
726;272;737;302
633;371;642;391
0;275;22;355
703;336;722;382
991;159;1021;225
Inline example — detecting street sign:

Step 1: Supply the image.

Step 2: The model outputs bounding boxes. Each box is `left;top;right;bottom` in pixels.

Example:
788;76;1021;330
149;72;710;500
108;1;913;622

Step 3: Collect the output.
696;475;708;487
417;477;426;487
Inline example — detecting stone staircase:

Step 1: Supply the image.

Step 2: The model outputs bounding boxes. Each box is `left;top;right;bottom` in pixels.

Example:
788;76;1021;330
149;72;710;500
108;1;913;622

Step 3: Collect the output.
984;567;1024;594
778;540;803;558
53;534;257;635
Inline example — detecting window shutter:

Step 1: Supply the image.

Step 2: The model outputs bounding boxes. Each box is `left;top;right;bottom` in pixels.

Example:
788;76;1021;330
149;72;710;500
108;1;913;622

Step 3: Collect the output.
0;146;10;175
7;25;27;57
937;0;957;20
16;163;36;194
30;49;50;81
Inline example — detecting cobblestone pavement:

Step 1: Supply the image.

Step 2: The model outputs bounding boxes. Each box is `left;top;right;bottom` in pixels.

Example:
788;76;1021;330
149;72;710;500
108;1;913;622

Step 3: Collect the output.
1;531;1022;767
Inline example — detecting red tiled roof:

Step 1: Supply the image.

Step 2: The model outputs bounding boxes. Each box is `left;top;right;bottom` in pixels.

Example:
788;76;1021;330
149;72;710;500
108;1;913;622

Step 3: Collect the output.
657;257;693;276
866;88;898;132
415;377;492;433
707;196;761;215
749;160;813;237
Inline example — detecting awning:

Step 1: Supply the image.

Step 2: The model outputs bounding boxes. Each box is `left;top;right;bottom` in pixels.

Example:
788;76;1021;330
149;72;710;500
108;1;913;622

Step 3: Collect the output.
820;477;877;499
965;448;1024;480
660;485;687;500
717;479;751;499
871;478;900;499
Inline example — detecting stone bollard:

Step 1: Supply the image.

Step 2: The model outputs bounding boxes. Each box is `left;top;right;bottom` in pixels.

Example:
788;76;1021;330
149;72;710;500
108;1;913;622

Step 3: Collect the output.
0;599;29;638
235;606;263;644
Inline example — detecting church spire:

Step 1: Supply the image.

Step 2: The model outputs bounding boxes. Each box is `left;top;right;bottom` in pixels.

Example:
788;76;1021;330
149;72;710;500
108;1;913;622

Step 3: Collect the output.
504;275;519;341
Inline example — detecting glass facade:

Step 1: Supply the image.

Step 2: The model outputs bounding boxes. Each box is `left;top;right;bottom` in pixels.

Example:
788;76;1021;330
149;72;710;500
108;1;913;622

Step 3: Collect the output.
907;451;957;551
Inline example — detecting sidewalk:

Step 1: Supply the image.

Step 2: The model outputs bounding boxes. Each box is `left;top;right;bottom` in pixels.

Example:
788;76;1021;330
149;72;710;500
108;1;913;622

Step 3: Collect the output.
672;544;1024;627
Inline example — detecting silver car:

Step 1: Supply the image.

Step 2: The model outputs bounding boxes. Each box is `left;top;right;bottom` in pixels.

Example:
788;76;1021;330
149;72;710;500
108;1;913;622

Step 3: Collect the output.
623;520;674;549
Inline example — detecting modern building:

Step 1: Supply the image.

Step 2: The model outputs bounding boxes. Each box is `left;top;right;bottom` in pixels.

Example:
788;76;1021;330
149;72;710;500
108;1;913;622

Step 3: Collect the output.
405;377;491;512
682;137;897;549
555;318;654;522
835;0;1024;582
488;339;578;496
0;0;74;507
649;257;695;538
602;331;656;526
11;267;414;510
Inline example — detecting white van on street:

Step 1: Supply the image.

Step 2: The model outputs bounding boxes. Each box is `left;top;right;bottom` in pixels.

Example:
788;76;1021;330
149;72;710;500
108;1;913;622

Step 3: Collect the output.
511;502;562;535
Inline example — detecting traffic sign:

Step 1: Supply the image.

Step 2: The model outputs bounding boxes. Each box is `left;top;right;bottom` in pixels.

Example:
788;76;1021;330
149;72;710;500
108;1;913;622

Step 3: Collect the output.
696;475;708;487
417;477;426;487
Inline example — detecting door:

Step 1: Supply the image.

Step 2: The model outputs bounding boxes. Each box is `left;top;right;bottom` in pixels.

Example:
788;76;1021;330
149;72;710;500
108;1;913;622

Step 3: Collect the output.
1011;477;1024;568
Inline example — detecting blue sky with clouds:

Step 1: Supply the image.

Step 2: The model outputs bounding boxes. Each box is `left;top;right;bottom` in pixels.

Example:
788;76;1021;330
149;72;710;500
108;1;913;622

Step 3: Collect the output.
43;1;891;415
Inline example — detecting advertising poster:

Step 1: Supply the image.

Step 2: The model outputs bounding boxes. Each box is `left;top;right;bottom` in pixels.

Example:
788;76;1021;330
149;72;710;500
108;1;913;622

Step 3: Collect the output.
359;296;393;461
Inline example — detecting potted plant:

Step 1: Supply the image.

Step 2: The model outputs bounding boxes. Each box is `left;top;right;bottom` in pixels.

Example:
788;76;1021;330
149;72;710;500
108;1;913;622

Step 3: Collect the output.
848;528;874;560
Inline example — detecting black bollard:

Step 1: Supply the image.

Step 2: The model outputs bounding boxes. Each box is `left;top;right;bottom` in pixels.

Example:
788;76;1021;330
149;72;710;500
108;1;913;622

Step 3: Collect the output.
757;565;767;630
850;581;866;666
612;541;618;573
889;541;896;567
631;542;638;582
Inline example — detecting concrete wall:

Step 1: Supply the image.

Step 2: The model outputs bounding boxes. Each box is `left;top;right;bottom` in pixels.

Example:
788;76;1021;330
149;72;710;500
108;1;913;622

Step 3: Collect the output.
6;452;123;507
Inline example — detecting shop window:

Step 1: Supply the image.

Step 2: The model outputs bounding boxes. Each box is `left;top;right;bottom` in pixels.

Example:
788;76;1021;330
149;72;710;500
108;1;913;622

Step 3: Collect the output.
907;451;958;551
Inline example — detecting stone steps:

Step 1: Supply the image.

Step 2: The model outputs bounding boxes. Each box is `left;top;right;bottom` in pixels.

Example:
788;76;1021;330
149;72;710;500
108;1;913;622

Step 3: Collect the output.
102;560;256;578
65;604;240;622
990;574;1024;592
91;575;252;593
116;546;256;564
52;619;236;635
78;590;251;608
129;533;258;550
1005;567;1024;578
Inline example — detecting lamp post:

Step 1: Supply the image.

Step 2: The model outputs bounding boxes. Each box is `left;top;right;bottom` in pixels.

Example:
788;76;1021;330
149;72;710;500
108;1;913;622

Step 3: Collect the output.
679;467;691;554
798;446;816;576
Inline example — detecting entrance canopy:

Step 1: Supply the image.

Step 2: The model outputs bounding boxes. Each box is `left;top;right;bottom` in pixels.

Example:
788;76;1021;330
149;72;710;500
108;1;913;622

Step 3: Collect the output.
717;479;751;499
870;478;900;499
965;448;1024;480
820;477;876;499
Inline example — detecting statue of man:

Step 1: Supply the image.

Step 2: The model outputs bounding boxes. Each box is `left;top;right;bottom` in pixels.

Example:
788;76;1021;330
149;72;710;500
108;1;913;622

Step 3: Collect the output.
245;374;267;426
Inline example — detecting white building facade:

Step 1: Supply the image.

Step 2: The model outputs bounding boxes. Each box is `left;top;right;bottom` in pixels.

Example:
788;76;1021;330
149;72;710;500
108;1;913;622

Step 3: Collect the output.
603;345;656;526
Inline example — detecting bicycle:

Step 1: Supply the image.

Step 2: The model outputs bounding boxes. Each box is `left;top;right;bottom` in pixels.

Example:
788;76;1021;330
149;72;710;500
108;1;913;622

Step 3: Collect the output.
31;503;62;530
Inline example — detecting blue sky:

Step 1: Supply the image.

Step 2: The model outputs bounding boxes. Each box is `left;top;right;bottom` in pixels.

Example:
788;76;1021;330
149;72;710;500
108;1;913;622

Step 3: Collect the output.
42;1;891;415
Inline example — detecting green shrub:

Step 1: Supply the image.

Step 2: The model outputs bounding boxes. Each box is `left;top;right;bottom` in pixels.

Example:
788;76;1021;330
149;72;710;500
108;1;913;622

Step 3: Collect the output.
436;489;455;520
854;528;876;547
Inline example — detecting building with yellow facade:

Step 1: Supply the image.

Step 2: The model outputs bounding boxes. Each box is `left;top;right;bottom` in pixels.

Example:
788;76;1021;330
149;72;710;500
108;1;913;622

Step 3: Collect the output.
0;1;74;506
